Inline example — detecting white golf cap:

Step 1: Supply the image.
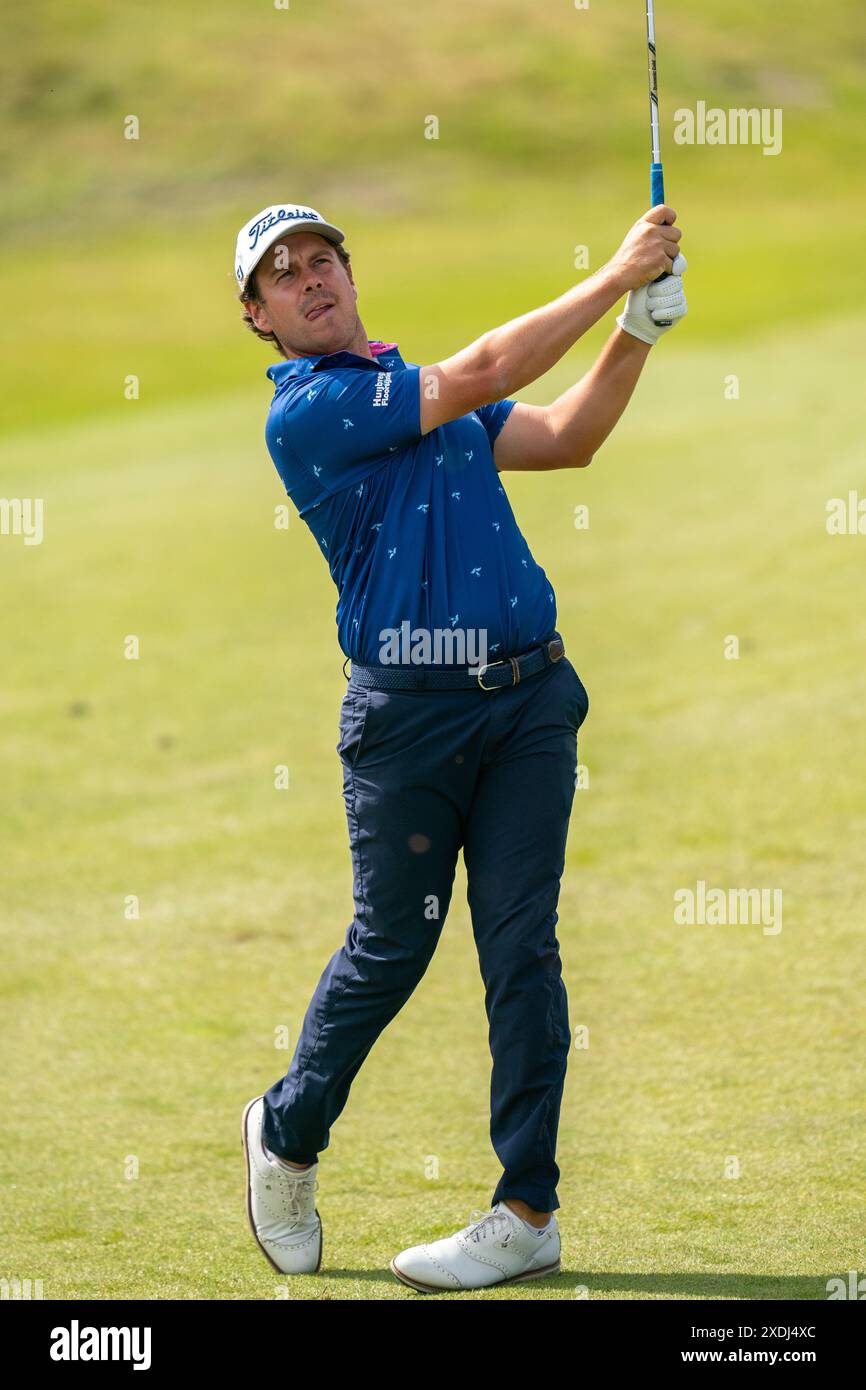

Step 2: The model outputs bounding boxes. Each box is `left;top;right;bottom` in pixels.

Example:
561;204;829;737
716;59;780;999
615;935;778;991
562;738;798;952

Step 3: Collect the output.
234;204;345;290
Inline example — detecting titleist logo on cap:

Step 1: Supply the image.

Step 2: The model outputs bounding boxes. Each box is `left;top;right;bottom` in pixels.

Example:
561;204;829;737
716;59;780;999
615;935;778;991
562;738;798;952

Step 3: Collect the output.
247;207;324;251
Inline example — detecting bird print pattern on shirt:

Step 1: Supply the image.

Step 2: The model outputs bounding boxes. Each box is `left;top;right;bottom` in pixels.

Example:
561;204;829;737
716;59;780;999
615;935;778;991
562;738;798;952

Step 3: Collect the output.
372;435;532;617
264;351;555;661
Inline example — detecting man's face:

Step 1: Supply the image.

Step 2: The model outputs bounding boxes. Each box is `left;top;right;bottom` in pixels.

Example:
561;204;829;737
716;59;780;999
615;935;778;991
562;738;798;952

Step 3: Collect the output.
247;231;360;358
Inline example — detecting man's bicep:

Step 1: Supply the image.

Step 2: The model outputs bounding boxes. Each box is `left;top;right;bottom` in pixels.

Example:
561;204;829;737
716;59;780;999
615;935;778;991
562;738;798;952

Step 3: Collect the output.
491;401;568;471
284;367;423;484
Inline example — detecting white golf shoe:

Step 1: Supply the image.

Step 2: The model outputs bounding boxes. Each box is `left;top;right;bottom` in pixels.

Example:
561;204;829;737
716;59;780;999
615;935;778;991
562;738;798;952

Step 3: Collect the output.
241;1096;322;1274
390;1201;561;1292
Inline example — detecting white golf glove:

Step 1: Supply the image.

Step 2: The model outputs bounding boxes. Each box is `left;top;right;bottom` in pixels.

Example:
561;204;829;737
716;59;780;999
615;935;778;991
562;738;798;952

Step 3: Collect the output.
616;252;688;345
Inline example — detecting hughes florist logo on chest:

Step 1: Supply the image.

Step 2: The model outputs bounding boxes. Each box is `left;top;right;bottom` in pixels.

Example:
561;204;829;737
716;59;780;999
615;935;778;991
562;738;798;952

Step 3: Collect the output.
379;621;489;668
372;371;392;407
50;1320;151;1370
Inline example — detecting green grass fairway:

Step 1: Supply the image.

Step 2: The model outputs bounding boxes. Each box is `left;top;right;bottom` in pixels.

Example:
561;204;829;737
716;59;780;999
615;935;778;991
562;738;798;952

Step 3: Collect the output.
3;0;865;1304
2;311;864;1299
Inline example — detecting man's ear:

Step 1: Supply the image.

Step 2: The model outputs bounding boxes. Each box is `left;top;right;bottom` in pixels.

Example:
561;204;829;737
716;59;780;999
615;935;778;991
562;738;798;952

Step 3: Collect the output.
247;296;273;334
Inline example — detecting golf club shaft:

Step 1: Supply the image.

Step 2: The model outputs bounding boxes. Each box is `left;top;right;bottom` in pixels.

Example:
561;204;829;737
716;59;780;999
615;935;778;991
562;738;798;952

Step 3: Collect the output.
647;0;664;205
646;0;672;321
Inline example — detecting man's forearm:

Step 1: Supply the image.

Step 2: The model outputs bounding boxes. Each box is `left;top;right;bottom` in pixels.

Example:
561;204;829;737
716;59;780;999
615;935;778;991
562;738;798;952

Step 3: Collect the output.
419;206;681;436
547;327;652;465
478;265;627;400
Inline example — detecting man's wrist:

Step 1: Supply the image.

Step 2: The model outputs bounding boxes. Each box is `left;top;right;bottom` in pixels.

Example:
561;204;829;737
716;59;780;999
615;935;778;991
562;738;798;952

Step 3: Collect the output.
615;319;656;350
595;260;630;302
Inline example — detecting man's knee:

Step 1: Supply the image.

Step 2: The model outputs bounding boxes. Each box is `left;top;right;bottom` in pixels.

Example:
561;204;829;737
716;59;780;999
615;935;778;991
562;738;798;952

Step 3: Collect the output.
344;913;444;986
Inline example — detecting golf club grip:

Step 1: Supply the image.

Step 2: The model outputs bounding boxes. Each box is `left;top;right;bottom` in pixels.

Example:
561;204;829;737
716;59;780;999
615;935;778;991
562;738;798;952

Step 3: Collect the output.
651;161;665;209
650;163;673;325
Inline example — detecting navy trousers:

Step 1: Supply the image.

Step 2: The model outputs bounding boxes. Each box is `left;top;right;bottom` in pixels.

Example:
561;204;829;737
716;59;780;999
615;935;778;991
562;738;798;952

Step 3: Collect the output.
261;645;589;1213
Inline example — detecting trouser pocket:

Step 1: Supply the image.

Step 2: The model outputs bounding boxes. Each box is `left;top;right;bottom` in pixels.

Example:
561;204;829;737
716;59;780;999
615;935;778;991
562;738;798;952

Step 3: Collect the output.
561;658;590;730
336;686;372;767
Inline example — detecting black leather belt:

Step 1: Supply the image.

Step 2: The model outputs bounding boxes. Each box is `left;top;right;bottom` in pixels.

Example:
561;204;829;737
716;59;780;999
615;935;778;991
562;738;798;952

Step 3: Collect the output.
345;635;566;692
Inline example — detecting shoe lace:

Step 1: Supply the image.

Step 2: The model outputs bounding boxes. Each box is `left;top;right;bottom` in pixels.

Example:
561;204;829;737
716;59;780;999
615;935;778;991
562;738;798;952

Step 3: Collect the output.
270;1171;318;1231
462;1207;516;1247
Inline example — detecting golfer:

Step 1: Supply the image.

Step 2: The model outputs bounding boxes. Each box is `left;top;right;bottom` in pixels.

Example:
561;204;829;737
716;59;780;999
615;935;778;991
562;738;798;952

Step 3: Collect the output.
236;202;687;1292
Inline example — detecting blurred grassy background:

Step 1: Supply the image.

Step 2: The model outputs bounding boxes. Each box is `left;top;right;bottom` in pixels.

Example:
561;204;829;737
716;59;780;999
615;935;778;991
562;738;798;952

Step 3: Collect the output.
1;1;865;1299
2;0;865;430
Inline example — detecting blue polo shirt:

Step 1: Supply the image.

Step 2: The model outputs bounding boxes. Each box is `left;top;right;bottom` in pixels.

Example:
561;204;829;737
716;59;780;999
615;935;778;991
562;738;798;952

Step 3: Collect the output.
264;339;557;664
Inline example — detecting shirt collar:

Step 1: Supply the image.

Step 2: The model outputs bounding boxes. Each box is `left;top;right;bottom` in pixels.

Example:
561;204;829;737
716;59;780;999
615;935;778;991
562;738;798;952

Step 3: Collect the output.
267;340;403;388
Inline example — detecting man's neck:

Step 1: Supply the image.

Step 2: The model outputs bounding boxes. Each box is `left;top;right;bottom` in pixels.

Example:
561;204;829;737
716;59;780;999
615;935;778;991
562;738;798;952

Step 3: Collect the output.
346;323;373;359
283;325;373;362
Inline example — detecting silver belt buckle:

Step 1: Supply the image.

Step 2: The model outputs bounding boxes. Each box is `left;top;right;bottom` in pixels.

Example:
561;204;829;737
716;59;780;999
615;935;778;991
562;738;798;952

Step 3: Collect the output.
477;656;521;690
477;658;506;691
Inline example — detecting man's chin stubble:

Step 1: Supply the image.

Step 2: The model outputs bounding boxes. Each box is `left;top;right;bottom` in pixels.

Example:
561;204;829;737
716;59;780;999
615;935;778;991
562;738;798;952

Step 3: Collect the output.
279;311;364;360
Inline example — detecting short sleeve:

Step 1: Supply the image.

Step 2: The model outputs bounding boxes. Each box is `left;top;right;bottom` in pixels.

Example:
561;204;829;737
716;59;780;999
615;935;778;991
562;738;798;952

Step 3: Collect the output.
475;399;517;449
280;365;422;491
